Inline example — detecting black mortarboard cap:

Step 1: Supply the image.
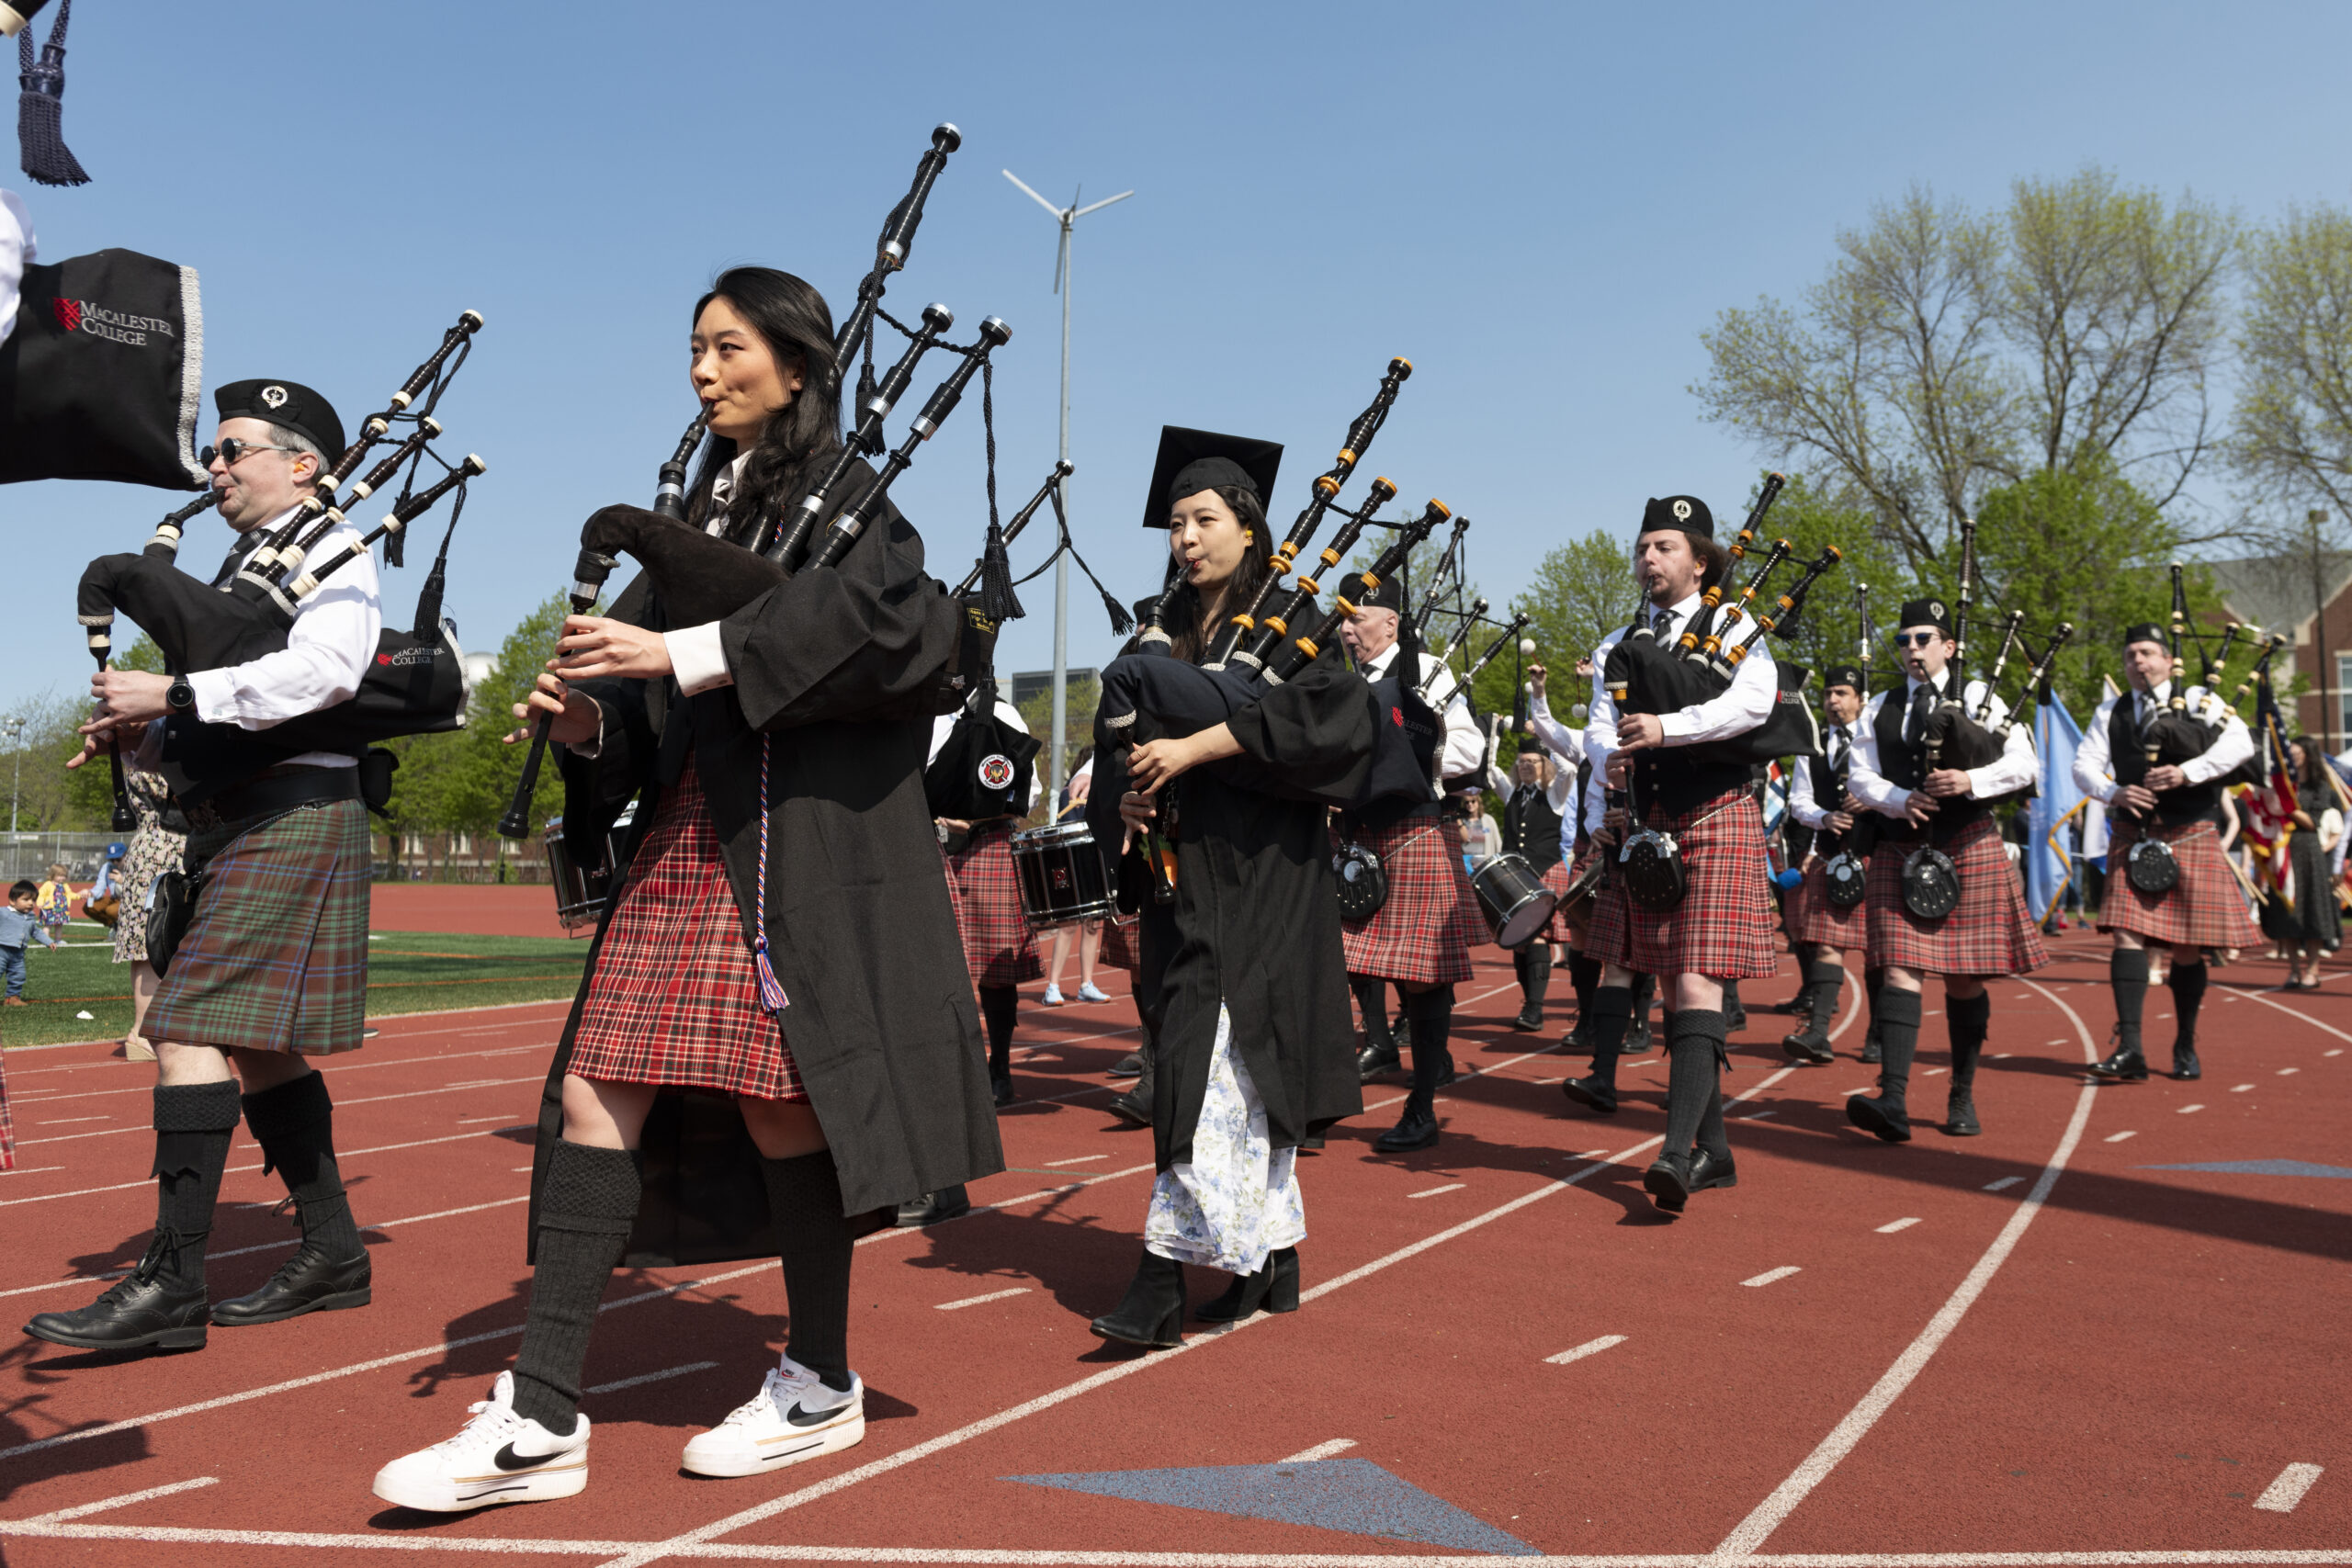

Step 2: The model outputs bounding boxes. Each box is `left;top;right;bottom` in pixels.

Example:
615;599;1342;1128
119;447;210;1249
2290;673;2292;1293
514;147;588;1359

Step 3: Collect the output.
2122;622;2165;648
1897;597;1954;637
1822;663;1865;692
1639;494;1713;538
215;379;345;462
1143;425;1283;529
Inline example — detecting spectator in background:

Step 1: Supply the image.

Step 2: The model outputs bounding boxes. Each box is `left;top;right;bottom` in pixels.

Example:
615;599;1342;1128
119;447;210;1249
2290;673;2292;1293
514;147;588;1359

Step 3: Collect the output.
0;879;61;1006
35;863;75;935
1045;747;1110;1007
112;770;189;1062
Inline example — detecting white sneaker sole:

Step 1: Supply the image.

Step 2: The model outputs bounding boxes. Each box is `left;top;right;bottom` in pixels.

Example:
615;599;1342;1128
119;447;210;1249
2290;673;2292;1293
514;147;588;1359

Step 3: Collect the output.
682;1408;865;1479
371;1455;588;1513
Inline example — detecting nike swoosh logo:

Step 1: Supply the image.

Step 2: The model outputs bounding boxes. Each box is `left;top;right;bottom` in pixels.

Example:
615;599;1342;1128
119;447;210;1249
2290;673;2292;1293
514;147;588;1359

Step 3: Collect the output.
492;1441;565;1471
786;1401;856;1429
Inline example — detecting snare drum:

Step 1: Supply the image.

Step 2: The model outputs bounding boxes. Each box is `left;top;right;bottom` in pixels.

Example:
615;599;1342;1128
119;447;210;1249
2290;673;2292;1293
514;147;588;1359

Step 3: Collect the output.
1010;820;1119;929
1471;852;1560;950
545;802;638;936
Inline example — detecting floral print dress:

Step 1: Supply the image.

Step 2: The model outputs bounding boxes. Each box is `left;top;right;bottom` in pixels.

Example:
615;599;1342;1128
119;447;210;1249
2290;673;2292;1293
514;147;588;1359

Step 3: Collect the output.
1143;1001;1306;1276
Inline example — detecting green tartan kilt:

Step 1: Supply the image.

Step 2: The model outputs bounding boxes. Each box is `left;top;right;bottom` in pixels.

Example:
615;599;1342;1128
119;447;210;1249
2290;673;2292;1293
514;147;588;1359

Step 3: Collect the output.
143;797;373;1055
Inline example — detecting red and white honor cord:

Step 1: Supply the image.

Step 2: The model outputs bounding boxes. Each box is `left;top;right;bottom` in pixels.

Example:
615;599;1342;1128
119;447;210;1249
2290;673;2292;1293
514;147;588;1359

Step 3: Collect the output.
750;734;790;1016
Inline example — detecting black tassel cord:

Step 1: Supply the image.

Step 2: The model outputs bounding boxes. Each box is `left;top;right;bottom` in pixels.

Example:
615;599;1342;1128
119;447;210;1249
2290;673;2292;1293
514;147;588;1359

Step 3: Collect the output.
17;0;87;187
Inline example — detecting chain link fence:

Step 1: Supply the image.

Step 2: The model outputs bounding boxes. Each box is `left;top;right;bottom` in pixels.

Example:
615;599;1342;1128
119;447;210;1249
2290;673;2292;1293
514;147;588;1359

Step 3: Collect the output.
0;831;119;886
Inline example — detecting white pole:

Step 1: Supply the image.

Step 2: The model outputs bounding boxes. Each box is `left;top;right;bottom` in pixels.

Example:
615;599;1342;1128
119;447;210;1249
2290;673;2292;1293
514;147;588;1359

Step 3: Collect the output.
1049;213;1073;806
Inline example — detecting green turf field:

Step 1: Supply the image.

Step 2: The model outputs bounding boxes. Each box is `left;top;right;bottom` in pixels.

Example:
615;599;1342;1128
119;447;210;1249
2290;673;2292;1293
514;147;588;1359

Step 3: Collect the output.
0;927;588;1050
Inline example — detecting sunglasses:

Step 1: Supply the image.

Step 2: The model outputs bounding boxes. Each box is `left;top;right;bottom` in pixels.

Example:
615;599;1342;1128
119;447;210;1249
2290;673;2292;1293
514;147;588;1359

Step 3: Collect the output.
198;437;295;468
1894;631;1945;649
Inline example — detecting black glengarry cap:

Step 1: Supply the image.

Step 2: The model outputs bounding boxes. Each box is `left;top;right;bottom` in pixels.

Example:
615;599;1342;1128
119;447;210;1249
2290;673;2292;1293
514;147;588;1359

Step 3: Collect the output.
215;379;345;460
2122;622;2166;648
1898;598;1954;637
1639;494;1713;538
1822;663;1865;692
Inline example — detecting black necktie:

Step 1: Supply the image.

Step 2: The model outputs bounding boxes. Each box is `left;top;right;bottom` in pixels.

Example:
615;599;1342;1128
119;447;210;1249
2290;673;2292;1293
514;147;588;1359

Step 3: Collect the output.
1829;726;1849;770
210;536;250;588
1905;684;1934;745
1650;606;1674;639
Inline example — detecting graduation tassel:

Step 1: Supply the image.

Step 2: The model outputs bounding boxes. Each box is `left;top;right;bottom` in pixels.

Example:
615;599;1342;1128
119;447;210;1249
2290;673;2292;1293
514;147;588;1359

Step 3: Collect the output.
17;0;88;188
749;735;790;1016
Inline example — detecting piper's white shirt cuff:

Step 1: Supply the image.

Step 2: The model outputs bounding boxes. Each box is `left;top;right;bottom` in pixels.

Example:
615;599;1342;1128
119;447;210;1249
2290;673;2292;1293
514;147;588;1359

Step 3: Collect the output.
665;622;734;696
187;669;236;726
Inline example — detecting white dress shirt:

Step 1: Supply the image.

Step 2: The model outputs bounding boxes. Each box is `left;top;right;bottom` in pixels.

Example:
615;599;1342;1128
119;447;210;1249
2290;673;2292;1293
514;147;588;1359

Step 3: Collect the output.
1789;721;1858;830
0;187;33;349
1847;675;2037;818
663;454;752;697
2071;680;2253;804
1359;640;1487;784
1582;587;1780;792
927;697;1029;764
151;507;383;772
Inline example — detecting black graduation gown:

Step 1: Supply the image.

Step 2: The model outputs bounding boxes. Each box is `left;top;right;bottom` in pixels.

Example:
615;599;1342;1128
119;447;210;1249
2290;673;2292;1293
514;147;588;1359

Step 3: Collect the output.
526;483;1005;1264
1088;650;1374;1170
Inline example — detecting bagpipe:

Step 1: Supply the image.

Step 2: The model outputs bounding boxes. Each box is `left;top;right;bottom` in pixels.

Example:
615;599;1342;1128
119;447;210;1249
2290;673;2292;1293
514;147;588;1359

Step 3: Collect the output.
78;310;489;817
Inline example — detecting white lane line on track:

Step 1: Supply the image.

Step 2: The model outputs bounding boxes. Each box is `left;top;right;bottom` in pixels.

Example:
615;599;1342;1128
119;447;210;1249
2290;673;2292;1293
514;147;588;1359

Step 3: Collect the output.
2232;1083;2256;1093
2233;987;2352;1044
934;1288;1031;1312
1408;1184;1464;1199
1742;1267;1803;1288
2278;1066;2301;1076
584;1362;719;1396
2254;1461;2325;1513
1544;1335;1627;1365
2179;1103;2205;1113
1712;974;2101;1559
1277;1438;1357;1462
0;1126;524;1210
2104;1131;2138;1143
1874;1218;1921;1234
16;1076;546;1146
19;1475;220;1523
35;1116;107;1125
1041;1155;1107;1167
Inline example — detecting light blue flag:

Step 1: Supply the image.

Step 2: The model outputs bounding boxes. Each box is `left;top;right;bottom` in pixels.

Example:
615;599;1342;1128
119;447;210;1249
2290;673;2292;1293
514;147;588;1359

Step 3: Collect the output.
2027;697;2086;921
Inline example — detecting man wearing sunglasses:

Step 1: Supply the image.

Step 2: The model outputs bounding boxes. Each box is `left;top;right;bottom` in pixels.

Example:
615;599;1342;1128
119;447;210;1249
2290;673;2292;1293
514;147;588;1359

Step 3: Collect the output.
29;379;382;1356
1577;494;1781;1214
1841;600;2047;1144
2070;625;2257;1083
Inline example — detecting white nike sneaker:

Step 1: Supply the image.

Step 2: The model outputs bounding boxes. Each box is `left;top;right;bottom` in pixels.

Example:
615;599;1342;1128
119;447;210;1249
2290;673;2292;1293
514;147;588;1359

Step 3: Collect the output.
371;1371;589;1512
682;1357;865;1478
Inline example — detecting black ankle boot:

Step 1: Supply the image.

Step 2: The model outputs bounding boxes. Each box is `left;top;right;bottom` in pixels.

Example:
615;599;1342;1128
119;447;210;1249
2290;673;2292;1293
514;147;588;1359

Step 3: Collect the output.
1194;1247;1299;1322
1091;1249;1185;1348
1352;975;1400;1080
1375;1089;1440;1152
24;1231;210;1351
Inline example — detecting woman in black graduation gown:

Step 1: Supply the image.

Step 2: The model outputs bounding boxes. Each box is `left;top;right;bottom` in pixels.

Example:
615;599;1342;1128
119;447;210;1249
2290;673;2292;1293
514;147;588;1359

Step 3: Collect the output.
373;268;1001;1512
1082;429;1374;1348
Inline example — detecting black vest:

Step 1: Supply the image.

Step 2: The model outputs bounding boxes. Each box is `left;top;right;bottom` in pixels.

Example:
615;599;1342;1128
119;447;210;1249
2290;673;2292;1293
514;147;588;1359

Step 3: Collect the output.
1502;781;1563;869
1617;618;1756;818
1799;746;1843;855
2108;690;2225;827
1871;677;1985;840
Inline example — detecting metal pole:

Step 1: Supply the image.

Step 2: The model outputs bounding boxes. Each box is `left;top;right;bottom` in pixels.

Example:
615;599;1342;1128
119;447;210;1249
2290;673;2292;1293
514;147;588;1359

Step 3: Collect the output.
7;719;19;835
1049;214;1073;807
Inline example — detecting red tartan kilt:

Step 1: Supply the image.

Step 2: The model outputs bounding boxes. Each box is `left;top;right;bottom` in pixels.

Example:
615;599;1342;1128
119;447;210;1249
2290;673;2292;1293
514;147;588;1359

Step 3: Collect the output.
1539;853;1580;943
1793;856;1868;948
945;823;1041;987
1584;791;1779;979
1097;913;1141;973
570;765;807;1102
1864;815;2050;976
2097;818;2261;950
1340;818;1486;985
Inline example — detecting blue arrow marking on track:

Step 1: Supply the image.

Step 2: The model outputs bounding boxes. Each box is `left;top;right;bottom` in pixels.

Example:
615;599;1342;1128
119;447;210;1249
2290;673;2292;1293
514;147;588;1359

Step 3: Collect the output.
2142;1159;2352;1179
1004;1458;1539;1554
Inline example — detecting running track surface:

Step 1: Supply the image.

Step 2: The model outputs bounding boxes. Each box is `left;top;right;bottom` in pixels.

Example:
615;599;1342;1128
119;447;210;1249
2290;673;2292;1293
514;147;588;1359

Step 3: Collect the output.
0;931;2344;1566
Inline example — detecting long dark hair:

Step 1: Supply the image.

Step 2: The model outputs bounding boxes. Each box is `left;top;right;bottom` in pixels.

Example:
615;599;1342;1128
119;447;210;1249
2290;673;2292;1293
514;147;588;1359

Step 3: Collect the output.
1162;486;1272;663
685;267;842;542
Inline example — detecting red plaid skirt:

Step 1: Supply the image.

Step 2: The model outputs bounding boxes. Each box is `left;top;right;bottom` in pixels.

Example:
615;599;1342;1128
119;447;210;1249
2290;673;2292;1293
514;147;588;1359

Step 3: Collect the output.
1098;913;1142;973
946;822;1041;987
2098;818;2261;951
1864;815;2049;976
1340;818;1487;985
569;765;806;1102
1792;855;1868;949
1585;790;1779;979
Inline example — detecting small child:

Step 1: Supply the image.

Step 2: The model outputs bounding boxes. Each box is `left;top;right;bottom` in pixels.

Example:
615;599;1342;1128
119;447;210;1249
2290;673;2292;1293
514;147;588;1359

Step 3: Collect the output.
0;879;61;1006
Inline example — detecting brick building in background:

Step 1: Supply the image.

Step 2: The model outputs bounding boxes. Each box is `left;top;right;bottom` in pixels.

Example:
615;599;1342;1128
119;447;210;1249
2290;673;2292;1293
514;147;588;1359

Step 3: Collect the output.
2207;551;2352;751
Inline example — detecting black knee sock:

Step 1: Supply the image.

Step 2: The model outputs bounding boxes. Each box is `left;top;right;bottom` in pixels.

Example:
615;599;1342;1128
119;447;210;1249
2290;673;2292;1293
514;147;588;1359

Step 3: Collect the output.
1585;985;1634;1087
760;1150;858;1393
149;1080;243;1291
978;985;1018;1080
1873;988;1923;1110
1664;1010;1727;1158
1630;972;1657;1048
1523;948;1552;1009
1513;947;1532;992
240;1072;362;1261
1351;974;1395;1055
2168;960;2208;1051
1806;960;1845;1033
2109;948;2150;1055
1406;985;1455;1098
513;1140;644;1436
1568;952;1600;1024
1864;966;1886;1045
1948;991;1990;1089
1721;978;1743;1017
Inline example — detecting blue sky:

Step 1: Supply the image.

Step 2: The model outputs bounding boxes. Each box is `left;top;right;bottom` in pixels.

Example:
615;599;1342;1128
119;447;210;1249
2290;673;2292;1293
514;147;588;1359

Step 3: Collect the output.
6;0;2349;710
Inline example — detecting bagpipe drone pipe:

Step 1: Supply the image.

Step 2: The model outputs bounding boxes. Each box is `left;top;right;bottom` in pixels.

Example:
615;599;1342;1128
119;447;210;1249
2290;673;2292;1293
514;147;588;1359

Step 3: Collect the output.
76;310;490;817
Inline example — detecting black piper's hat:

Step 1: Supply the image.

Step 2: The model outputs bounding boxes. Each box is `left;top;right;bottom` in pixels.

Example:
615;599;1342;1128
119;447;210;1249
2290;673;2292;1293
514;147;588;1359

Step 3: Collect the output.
1360;573;1405;615
1638;494;1714;538
1821;662;1865;692
1144;425;1283;529
1897;597;1955;637
214;379;345;461
2122;622;2166;648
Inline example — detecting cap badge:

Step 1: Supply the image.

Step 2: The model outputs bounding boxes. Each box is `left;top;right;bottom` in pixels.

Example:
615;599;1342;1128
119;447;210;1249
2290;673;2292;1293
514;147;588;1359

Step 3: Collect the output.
1671;499;1692;522
1929;601;1946;620
261;386;288;409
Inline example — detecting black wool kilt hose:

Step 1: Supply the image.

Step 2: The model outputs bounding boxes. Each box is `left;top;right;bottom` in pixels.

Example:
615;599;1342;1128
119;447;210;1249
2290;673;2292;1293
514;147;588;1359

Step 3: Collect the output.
1585;792;1778;979
1340;818;1487;986
1792;855;1868;949
141;797;372;1055
1863;815;2049;976
2097;818;2262;951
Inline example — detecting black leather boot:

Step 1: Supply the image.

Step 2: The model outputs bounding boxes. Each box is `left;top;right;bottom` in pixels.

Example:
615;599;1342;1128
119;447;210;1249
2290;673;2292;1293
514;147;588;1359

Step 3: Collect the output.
1351;974;1400;1081
1513;947;1552;1031
1374;1088;1440;1152
1376;987;1452;1153
24;1231;210;1351
215;1074;371;1327
1090;1249;1186;1348
2092;948;2151;1081
1194;1247;1299;1322
895;1185;972;1227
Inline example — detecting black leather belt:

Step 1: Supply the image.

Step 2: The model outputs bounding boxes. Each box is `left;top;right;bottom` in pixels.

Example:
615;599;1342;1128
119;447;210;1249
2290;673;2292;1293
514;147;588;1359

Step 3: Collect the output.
189;765;360;830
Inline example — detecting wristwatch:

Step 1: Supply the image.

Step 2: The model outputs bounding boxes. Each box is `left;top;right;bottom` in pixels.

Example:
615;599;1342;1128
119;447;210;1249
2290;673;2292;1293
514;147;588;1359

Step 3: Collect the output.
164;677;196;715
